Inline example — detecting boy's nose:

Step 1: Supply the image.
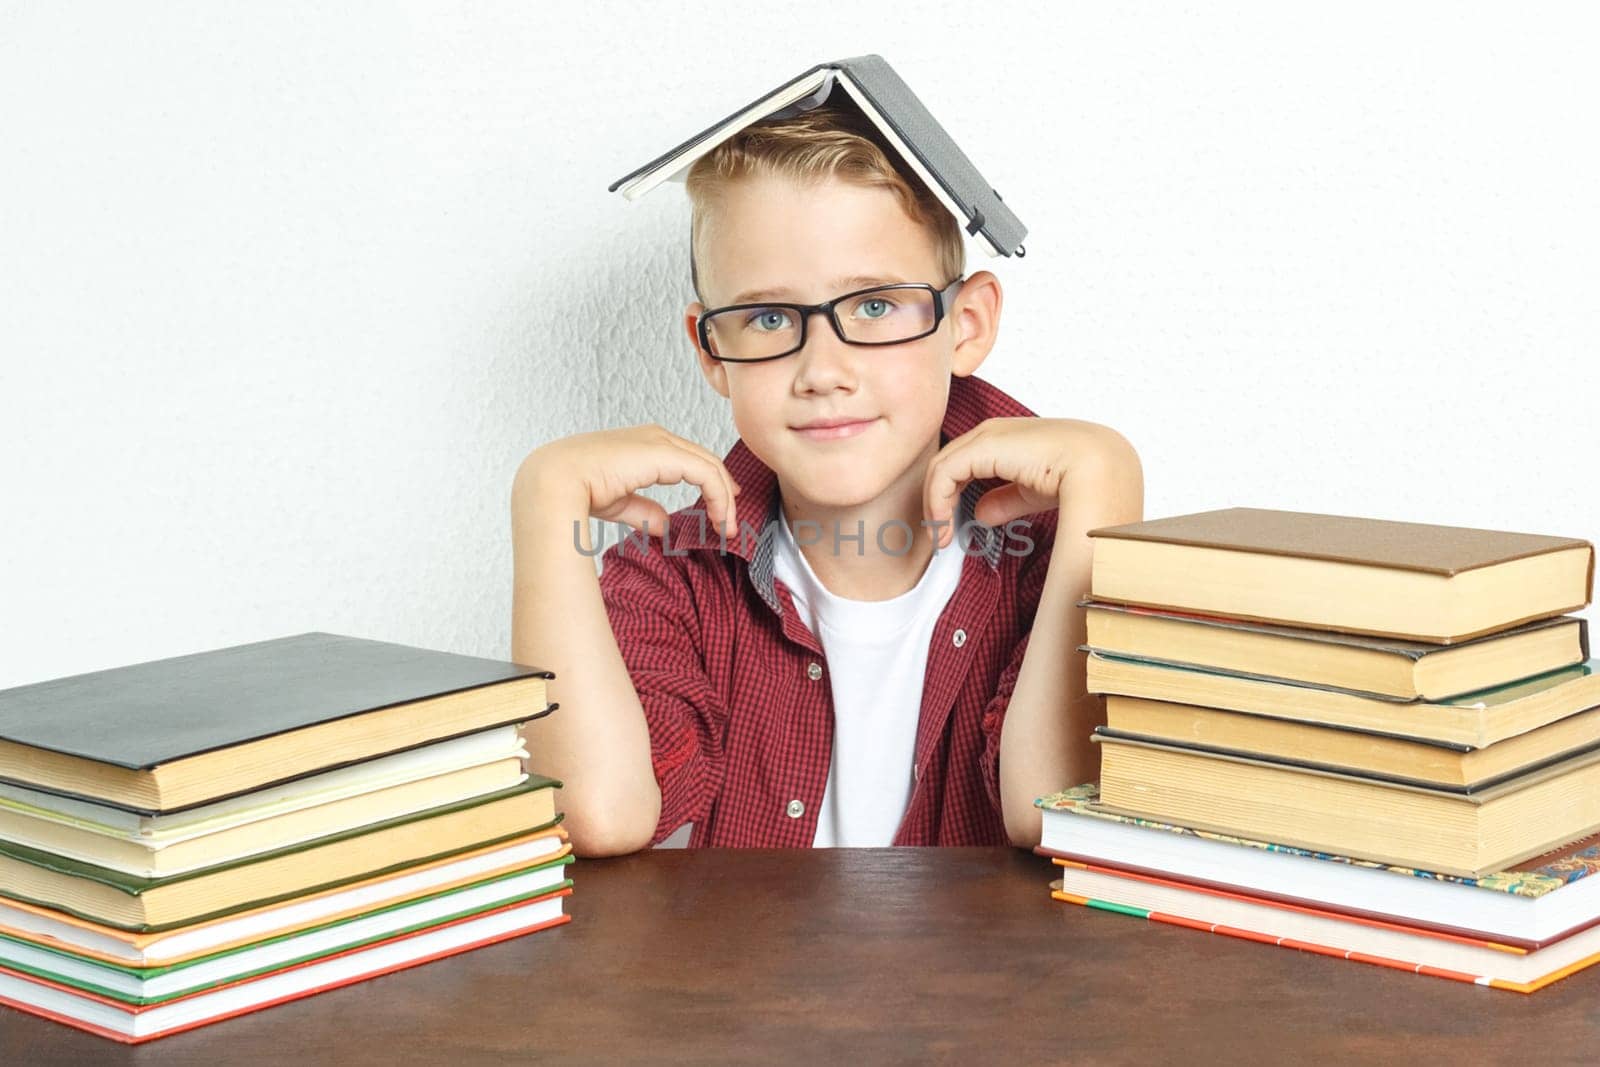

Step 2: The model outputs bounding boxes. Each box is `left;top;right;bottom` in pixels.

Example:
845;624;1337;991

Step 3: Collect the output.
792;310;858;387
793;308;857;371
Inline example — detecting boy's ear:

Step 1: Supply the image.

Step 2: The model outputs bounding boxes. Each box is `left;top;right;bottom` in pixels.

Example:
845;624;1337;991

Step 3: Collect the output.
949;270;1003;378
685;301;730;398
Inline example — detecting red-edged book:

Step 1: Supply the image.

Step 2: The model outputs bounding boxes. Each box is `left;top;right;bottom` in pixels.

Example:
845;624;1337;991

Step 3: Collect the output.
1037;784;1600;991
1048;859;1598;993
0;886;571;1042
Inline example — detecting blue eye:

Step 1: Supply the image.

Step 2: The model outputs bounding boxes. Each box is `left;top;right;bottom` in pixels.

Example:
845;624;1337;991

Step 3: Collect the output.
854;297;896;320
746;309;792;332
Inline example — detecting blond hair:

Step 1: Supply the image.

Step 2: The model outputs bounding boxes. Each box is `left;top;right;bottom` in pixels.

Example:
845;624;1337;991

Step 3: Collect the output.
684;104;965;302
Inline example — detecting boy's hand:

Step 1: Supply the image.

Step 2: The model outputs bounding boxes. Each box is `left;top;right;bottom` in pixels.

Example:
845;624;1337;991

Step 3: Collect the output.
922;417;1130;549
515;426;743;542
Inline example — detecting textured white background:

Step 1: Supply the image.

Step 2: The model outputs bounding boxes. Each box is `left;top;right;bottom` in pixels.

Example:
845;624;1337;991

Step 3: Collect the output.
2;2;1596;694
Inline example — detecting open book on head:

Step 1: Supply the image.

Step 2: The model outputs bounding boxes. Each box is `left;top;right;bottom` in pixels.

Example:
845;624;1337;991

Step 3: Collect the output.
607;54;1028;260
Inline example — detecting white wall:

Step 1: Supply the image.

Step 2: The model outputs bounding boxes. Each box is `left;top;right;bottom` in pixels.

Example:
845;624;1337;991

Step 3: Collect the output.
3;2;1596;696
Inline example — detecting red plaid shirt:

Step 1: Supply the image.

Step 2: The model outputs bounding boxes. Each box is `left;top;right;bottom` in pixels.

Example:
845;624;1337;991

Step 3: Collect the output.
597;372;1057;847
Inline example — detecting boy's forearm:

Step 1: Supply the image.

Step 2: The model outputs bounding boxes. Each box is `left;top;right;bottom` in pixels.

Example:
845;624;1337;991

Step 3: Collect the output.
997;435;1143;847
510;466;660;856
995;517;1098;848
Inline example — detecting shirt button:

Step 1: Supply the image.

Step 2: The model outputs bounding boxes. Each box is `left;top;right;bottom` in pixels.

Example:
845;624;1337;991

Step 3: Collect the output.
952;628;967;648
786;799;805;818
806;661;823;681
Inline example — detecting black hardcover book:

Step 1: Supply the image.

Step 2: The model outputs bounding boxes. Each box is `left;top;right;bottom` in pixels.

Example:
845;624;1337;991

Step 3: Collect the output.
0;632;555;813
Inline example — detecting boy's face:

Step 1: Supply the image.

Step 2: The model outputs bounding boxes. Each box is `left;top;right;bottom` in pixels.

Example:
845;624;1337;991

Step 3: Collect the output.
686;172;999;514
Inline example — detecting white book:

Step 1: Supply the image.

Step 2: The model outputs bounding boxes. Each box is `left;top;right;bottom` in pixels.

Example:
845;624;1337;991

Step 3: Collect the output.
1039;787;1600;945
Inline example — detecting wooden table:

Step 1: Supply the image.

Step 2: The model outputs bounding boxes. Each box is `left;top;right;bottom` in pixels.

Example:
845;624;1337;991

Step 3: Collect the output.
4;847;1597;1064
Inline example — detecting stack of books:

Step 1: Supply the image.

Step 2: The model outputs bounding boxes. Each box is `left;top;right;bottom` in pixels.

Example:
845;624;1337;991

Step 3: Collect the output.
0;632;570;1042
1038;506;1600;992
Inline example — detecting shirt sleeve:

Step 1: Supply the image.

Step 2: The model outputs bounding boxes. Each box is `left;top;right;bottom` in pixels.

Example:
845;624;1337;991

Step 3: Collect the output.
597;538;727;848
977;507;1059;817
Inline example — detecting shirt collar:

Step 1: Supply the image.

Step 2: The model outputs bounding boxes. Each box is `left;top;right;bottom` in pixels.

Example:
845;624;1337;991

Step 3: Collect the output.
671;373;1040;586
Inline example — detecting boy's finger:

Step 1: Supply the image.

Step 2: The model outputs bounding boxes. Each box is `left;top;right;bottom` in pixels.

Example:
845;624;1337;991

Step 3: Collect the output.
662;436;742;533
972;483;1033;529
926;445;1016;549
661;439;741;539
924;429;988;545
603;494;673;539
923;449;974;549
923;424;991;538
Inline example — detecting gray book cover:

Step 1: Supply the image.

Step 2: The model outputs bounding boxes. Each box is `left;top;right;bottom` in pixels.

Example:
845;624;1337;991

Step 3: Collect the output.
608;54;1027;258
0;632;554;771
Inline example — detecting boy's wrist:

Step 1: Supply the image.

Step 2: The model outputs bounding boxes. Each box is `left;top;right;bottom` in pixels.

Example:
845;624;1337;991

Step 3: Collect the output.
513;455;588;516
512;460;598;561
1055;423;1140;505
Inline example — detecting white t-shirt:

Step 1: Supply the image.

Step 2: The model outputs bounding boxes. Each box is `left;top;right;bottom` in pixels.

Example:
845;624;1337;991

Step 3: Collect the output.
771;507;966;846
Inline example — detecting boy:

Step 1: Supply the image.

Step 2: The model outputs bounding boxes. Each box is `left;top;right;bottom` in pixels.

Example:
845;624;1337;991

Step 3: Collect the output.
511;104;1142;856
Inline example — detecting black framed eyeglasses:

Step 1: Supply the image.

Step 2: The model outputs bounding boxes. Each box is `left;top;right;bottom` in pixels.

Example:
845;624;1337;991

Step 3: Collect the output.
696;276;966;364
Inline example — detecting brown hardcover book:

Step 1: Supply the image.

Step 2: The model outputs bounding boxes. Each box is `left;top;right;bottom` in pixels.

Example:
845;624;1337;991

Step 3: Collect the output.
1085;507;1594;644
0;779;558;931
1080;599;1589;701
0;757;528;878
1085;650;1600;748
1092;733;1600;878
1098;698;1600;790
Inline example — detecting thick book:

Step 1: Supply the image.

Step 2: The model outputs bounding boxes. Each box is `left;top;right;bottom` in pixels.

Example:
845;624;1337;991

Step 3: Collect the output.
0;632;556;813
0;724;524;841
1098;697;1600;790
0;758;529;878
608;54;1026;259
1086;649;1600;748
1049;866;1600;993
1085;507;1594;643
1080;598;1589;701
0;888;572;1043
1092;732;1600;878
0;778;560;930
1035;784;1600;947
0;856;573;1004
0;828;569;967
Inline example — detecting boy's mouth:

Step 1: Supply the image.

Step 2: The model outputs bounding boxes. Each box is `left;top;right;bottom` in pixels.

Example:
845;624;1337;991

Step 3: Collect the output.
792;417;878;441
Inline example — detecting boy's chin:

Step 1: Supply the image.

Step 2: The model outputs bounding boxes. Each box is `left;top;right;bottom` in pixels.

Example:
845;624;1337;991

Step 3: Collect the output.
780;469;895;511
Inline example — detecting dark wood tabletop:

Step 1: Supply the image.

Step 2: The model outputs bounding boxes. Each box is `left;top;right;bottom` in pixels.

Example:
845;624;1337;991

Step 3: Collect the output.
4;846;1598;1065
